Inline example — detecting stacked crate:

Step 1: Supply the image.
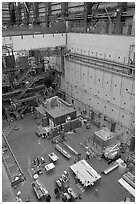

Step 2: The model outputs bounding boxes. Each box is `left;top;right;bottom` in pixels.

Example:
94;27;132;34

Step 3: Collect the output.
93;127;116;151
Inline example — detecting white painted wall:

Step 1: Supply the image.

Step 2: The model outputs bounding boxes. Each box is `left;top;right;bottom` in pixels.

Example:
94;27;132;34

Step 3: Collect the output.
65;58;135;142
65;33;135;142
2;34;66;51
67;33;135;64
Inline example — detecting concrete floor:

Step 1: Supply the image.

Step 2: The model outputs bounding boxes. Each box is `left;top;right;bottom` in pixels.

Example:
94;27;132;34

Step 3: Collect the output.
2;114;135;202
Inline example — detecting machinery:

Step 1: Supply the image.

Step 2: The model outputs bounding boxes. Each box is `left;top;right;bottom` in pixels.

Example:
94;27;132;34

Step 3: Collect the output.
35;96;82;139
2;45;65;121
104;143;120;159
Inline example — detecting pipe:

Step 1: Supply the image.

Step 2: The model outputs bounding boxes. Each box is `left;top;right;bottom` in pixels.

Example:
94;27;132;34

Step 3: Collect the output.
58;98;72;107
70;52;134;70
68;57;133;78
68;53;134;77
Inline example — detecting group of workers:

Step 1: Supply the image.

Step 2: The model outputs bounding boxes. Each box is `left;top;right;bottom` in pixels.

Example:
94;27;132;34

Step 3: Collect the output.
86;150;91;160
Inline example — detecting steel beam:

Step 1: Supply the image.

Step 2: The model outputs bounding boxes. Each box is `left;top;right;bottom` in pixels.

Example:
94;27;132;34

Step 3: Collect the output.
83;2;88;33
15;2;22;25
45;2;51;28
33;2;39;25
61;2;68;18
115;2;127;34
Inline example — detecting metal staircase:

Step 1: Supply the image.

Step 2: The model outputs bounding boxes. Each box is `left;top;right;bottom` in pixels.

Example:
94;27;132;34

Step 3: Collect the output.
19;100;32;116
17;78;35;100
16;65;32;84
15;95;39;103
14;100;34;119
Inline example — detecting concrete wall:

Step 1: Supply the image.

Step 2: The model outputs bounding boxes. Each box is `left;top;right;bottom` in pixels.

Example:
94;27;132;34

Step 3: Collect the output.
65;33;135;143
67;33;135;64
2;33;66;51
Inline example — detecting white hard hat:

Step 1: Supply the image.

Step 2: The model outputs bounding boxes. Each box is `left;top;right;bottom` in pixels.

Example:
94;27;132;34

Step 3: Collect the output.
17;191;21;196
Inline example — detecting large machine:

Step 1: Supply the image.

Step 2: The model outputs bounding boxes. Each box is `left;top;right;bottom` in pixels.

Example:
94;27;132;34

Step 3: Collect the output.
2;45;66;121
35;96;82;139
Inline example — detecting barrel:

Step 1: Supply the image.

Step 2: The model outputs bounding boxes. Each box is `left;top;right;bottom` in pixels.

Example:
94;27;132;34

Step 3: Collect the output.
118;162;127;174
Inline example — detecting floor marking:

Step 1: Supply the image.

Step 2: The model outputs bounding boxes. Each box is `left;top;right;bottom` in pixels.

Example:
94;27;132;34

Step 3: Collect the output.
27;169;32;178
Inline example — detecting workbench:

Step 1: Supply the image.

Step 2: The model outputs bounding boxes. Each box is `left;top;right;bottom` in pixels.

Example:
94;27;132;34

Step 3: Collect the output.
48;152;59;162
70;159;101;187
32;180;49;201
55;144;71;159
44;163;55;172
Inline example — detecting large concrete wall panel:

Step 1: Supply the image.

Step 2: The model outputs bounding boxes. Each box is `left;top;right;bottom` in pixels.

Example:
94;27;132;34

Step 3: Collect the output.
3;34;66;51
67;33;135;64
65;58;134;133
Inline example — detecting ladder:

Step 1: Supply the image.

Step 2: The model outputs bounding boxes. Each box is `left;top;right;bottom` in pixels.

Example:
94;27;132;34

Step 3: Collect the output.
17;78;35;100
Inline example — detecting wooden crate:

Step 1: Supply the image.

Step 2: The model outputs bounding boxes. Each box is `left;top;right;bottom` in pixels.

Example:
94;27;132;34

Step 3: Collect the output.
93;128;116;149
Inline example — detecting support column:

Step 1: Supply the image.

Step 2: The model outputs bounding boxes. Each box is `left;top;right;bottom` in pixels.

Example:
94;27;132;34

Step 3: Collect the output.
15;2;21;25
33;2;39;25
115;2;127;34
61;2;68;17
83;2;88;33
83;2;93;33
45;2;51;28
61;2;68;31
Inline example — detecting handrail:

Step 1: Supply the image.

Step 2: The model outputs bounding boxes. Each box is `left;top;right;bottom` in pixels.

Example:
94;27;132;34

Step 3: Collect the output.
67;52;134;77
70;52;135;69
2;132;24;177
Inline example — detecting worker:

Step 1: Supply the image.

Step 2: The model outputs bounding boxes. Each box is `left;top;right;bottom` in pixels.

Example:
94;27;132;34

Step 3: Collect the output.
75;175;79;184
33;159;36;166
123;197;131;202
86;151;90;160
54;187;59;194
16;191;22;202
62;194;67;202
63;170;68;177
17;191;21;197
60;131;65;141
74;156;77;164
54;188;60;198
77;153;81;161
37;157;40;166
46;194;51;202
26;196;31;202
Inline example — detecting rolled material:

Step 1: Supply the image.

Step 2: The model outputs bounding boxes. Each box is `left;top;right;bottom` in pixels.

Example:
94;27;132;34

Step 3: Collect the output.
118;162;127;174
123;174;135;188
